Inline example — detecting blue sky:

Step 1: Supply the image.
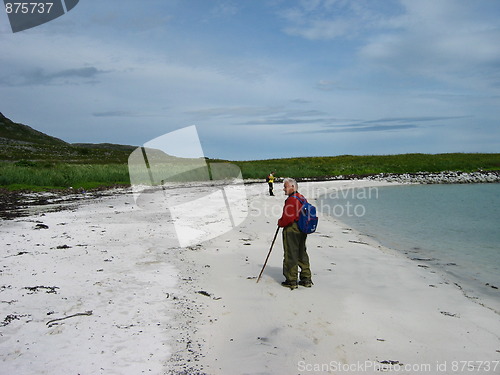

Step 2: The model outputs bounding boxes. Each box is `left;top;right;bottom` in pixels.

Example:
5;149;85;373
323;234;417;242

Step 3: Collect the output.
1;0;499;160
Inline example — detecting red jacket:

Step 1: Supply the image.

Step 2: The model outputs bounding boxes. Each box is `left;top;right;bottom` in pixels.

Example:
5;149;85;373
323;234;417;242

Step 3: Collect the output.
278;192;305;228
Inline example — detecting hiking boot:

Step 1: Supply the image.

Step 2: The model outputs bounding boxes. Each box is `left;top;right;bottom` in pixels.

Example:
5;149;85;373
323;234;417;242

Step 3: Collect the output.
281;281;298;290
299;279;313;288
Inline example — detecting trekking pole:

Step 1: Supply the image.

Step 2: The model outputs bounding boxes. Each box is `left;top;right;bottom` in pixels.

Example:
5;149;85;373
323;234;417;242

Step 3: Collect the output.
256;226;280;283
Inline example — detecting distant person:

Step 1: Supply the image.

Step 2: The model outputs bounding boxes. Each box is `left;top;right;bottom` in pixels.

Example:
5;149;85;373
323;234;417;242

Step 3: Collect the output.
266;171;276;196
277;178;312;289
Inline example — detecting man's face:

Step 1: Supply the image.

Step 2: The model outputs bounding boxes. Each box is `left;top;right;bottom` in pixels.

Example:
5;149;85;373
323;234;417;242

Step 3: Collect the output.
283;182;295;195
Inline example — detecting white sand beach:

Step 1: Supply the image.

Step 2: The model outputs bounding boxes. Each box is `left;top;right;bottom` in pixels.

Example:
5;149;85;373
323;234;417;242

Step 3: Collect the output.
1;180;499;375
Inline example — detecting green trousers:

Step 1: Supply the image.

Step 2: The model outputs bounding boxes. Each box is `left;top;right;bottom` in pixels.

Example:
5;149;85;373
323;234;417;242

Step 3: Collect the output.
282;222;311;283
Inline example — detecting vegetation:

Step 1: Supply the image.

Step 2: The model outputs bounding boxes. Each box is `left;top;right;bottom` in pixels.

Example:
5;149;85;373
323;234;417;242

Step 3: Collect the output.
1;112;499;191
233;153;500;179
0;112;67;146
1;153;498;191
0;112;134;164
0;112;133;191
0;143;133;164
0;161;129;191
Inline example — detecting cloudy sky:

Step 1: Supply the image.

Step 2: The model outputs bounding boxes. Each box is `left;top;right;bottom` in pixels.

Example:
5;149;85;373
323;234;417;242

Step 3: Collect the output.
1;0;499;160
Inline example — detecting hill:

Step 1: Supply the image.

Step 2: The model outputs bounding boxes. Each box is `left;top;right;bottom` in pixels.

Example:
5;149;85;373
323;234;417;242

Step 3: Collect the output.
72;143;137;153
232;153;500;179
0;112;68;146
0;112;499;192
0;112;135;164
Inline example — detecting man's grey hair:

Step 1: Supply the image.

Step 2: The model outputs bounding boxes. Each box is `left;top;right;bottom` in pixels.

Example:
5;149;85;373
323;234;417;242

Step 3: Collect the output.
283;177;298;191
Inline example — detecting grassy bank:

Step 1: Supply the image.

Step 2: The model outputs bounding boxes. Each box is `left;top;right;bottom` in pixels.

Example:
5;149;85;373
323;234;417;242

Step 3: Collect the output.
233;153;500;179
0;153;499;191
0;161;129;191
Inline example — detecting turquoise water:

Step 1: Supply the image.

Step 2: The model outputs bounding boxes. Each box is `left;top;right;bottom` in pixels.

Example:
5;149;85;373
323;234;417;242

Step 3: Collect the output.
318;183;500;308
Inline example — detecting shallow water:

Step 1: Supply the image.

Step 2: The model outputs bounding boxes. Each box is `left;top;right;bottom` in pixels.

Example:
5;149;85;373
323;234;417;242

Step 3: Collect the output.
319;183;500;309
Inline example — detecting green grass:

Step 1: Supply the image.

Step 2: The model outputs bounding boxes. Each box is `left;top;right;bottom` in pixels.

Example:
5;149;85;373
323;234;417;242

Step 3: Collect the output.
0;143;132;164
0;153;498;191
0;162;129;191
233;153;500;179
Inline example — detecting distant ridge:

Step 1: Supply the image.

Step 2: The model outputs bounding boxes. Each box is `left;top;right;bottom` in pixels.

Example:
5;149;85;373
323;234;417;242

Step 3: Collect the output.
72;143;137;152
0;112;68;146
0;112;136;163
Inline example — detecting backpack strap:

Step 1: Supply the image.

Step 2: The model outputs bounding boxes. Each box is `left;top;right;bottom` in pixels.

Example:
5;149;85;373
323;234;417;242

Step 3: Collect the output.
290;194;306;205
289;195;306;221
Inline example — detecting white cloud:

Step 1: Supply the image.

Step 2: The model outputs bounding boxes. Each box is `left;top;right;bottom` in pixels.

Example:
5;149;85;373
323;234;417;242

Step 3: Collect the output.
359;0;500;90
279;0;500;92
1;0;498;159
279;0;400;40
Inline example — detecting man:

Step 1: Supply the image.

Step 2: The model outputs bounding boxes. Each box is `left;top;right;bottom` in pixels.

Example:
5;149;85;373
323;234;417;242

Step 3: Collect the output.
277;178;313;289
266;171;276;196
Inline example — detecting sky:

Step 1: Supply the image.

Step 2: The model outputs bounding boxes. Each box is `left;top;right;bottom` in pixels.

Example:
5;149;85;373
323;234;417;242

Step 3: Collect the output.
1;0;499;160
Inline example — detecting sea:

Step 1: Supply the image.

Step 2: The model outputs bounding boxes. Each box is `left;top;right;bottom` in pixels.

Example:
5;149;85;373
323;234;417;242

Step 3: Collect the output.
318;183;500;312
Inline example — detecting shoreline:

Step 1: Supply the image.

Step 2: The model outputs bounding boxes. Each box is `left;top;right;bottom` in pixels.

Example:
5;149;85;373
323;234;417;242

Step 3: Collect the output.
330;215;500;319
1;180;499;374
165;180;500;374
1;169;499;219
314;183;500;317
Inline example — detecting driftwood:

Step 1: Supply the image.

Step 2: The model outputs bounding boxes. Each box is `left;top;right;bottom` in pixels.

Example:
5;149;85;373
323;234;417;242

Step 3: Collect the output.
46;310;93;326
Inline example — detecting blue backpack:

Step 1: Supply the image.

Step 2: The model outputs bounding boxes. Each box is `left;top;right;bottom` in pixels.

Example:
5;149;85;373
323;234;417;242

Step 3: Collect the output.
291;195;318;234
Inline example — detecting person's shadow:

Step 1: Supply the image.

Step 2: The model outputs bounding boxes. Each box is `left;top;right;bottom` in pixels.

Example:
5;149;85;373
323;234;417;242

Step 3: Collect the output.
260;265;283;285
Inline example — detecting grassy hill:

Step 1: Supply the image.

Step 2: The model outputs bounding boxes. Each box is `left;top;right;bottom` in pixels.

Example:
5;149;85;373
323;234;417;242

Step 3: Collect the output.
0;111;499;191
232;153;500;179
0;112;134;164
0;112;67;146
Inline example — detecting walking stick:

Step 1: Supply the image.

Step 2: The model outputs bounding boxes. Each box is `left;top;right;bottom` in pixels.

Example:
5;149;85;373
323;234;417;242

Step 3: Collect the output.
256;226;280;283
